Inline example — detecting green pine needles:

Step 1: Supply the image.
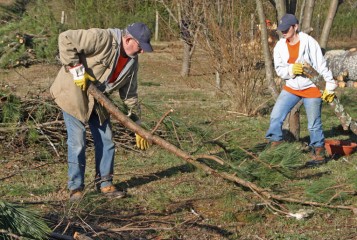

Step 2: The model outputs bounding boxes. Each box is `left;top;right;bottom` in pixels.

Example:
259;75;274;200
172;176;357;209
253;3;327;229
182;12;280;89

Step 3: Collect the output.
237;143;304;188
0;200;51;240
0;94;21;123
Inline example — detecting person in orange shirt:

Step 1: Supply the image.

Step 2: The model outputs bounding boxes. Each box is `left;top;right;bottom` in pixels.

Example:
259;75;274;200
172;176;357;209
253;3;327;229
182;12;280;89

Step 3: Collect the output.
265;14;337;166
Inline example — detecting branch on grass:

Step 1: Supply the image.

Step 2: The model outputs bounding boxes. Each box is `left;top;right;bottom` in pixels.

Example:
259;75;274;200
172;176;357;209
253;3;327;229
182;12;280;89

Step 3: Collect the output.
0;230;22;239
28;114;60;157
151;108;174;134
195;154;224;165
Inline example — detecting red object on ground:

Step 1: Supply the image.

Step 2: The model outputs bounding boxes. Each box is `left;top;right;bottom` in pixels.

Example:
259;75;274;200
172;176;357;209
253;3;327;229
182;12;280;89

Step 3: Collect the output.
325;139;357;156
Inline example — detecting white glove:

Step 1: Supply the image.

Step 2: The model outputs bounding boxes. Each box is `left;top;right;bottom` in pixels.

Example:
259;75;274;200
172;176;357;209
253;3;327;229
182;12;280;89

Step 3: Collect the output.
68;64;95;91
69;64;85;79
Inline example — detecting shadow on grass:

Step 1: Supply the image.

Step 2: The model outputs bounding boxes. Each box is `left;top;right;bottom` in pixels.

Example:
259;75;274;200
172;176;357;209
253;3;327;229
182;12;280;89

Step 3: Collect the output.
189;222;233;238
324;125;357;142
116;163;196;190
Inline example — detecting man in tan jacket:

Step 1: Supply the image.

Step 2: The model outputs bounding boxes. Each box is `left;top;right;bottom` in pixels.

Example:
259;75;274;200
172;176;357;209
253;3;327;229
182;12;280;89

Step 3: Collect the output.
50;23;153;201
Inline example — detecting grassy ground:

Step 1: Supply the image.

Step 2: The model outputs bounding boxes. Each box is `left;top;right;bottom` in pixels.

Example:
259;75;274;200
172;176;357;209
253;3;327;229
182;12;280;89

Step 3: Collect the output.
1;41;357;239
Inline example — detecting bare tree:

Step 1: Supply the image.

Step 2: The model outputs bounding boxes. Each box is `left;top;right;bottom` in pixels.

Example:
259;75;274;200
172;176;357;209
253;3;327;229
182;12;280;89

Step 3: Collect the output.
178;0;201;77
157;0;199;77
158;0;268;114
256;0;279;100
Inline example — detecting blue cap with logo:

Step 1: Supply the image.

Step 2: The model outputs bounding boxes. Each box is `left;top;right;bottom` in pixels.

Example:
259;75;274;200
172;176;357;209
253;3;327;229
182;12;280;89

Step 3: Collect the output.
127;22;153;52
277;14;299;32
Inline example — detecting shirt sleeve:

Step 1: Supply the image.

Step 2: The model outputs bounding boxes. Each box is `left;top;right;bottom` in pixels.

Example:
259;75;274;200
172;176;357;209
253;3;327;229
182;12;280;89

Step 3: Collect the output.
274;41;294;80
306;36;337;91
120;61;141;122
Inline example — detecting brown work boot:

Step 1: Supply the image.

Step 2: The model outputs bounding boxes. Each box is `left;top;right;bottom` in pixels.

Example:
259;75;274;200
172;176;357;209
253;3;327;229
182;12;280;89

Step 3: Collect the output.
69;189;83;201
270;141;283;147
306;147;328;167
313;147;327;161
100;185;126;199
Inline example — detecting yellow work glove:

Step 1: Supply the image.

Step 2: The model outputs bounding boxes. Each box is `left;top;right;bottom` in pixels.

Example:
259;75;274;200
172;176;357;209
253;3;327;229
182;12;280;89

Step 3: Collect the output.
292;63;303;75
135;133;149;150
321;89;335;103
69;64;96;91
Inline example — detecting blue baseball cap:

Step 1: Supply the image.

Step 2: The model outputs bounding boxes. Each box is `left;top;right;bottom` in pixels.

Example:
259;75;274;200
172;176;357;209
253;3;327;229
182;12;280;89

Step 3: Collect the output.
277;14;298;31
127;22;153;52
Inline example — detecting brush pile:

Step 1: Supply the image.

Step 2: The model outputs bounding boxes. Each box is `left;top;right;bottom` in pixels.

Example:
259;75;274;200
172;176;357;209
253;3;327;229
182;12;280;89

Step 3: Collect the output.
0;91;144;156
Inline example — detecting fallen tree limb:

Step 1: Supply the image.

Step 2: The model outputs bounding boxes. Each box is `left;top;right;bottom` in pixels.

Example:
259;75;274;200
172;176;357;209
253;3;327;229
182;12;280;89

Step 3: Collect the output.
151;108;173;134
87;83;357;214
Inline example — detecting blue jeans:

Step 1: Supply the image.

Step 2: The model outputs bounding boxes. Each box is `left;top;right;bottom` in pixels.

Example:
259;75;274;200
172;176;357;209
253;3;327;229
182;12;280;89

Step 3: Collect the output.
63;111;115;191
265;90;324;147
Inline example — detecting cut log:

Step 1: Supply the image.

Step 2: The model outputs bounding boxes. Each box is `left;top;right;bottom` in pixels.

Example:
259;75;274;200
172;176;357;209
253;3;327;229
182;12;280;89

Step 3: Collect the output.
338;81;346;88
325;48;357;80
346;80;354;88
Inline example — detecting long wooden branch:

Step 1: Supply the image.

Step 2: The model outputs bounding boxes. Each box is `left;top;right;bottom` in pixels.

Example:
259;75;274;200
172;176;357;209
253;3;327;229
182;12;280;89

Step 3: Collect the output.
87;84;357;214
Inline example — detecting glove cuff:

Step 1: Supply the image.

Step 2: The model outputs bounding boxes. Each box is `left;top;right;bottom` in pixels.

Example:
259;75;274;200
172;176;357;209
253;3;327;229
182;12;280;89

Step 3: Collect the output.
69;64;85;80
325;81;337;92
289;64;295;78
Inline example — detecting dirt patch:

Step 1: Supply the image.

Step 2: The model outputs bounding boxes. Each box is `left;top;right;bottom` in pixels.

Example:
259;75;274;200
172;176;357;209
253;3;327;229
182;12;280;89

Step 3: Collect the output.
0;63;60;98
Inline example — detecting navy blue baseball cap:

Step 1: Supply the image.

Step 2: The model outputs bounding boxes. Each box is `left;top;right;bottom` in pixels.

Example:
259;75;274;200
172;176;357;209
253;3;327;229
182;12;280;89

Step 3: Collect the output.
277;14;299;31
127;22;153;52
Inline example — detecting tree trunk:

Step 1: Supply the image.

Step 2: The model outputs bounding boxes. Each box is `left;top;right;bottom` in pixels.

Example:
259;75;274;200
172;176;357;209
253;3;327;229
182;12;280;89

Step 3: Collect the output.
256;0;279;99
301;0;315;31
215;0;223;88
155;10;159;41
275;0;286;20
283;101;302;141
286;0;297;14
181;41;192;77
250;13;255;42
88;84;194;161
215;70;221;89
158;0;194;77
299;0;306;26
319;0;339;51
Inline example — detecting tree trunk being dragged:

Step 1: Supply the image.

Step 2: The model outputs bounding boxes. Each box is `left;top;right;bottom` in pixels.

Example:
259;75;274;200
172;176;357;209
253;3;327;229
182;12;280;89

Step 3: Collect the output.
88;84;195;162
87;84;357;213
87;83;267;193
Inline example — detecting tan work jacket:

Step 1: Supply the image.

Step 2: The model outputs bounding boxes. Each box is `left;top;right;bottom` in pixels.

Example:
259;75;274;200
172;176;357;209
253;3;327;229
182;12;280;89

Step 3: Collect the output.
50;28;139;124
